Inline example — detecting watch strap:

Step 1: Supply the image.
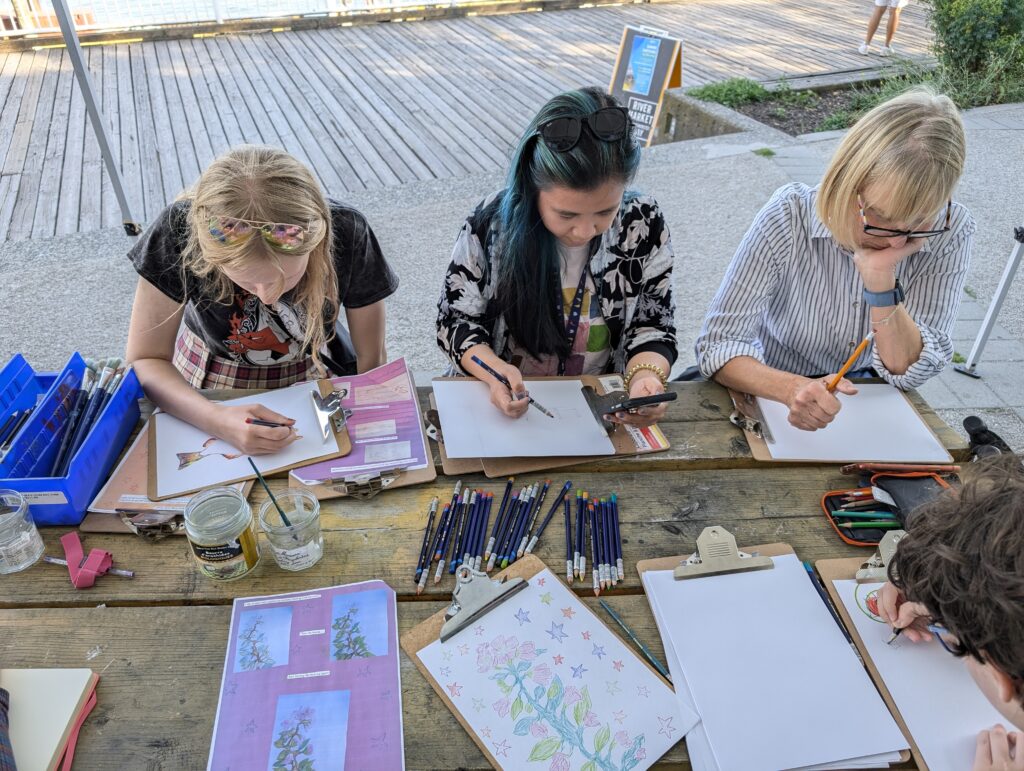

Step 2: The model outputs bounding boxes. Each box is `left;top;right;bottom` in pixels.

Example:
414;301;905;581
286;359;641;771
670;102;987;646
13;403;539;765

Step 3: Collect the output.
863;278;905;307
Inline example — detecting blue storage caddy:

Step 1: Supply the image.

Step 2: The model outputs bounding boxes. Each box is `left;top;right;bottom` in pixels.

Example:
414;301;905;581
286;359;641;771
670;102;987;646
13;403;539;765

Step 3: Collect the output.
0;353;142;525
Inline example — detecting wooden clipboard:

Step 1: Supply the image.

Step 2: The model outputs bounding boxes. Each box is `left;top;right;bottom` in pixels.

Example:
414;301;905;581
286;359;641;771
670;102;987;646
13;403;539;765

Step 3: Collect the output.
728;388;953;464
430;375;671;479
816;557;919;767
400;554;674;769
147;378;352;500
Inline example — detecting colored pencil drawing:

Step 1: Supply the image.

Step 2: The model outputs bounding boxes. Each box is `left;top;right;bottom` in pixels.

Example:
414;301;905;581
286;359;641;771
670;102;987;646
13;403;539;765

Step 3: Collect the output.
176;436;243;470
235;607;293;672
330;588;390;660
480;633;648;771
855;584;886;623
268;690;350;771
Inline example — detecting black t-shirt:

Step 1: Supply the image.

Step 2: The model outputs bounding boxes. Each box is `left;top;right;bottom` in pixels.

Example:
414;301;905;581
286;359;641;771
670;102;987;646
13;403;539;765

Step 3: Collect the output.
128;200;398;366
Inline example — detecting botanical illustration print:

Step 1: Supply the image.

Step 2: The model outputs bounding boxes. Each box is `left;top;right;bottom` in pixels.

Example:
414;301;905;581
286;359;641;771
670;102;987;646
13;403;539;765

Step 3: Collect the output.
234;607;293;673
855;584;886;623
176;436;243;470
329;588;390;660
479;634;648;770
267;690;350;771
437;192;677;373
420;569;686;770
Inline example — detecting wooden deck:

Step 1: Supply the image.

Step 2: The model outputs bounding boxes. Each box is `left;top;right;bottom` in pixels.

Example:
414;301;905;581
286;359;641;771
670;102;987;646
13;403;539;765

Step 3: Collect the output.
0;0;932;241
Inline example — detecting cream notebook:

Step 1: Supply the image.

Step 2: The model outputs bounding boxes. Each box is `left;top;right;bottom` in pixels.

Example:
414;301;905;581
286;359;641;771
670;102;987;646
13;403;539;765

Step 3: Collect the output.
0;668;97;771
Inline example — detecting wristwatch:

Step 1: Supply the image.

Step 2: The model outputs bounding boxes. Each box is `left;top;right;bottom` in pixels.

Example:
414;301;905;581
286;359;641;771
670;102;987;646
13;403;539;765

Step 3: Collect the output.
862;279;905;308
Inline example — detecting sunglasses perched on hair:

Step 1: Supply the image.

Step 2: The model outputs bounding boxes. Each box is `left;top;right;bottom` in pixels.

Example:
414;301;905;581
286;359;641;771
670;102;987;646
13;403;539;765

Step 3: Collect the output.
536;107;632;152
207;215;310;252
858;195;952;239
926;623;965;656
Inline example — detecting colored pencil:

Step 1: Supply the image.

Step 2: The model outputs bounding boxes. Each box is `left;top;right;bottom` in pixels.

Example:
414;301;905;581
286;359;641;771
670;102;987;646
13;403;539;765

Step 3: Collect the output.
573;490;583;577
564;497;572;584
414;497;439;584
602;499;615;587
519;479;550;557
505;484;535;568
487;490;520;571
599;600;671;681
245;418;291;428
495;487;527;569
450;489;473;573
420;503;449;593
611;494;624;583
459;490;479;570
527;480;572;554
803;562;863;664
470;354;555;418
841;500;885;511
842;521;903;529
475;493;493;569
589;501;600;596
827;331;875;392
485;477;515;560
832;511;898;520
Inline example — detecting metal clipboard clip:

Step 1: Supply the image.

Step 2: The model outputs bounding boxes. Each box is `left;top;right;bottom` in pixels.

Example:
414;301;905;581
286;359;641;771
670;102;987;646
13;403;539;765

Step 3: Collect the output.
729;392;774;444
440;566;528;642
312;387;351;440
673;526;775;580
116;509;185;541
855;530;907;582
322;469;404;500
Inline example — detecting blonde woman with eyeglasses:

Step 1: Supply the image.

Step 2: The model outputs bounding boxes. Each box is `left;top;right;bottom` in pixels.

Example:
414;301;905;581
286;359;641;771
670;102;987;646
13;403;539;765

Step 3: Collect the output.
695;88;974;432
125;145;398;455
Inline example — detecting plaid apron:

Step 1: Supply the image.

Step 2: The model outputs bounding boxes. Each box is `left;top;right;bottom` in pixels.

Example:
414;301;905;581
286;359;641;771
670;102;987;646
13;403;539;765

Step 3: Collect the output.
173;326;324;390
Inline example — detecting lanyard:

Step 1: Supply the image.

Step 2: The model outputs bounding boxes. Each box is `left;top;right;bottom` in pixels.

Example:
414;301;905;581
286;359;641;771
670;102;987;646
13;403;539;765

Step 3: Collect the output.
557;265;590;376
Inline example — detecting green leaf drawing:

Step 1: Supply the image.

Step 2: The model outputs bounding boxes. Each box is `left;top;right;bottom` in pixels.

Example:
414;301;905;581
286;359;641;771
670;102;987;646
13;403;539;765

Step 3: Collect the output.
573;686;592;726
581;762;597;771
594;724;611;753
511;696;523;720
527;737;562;762
547;676;563;702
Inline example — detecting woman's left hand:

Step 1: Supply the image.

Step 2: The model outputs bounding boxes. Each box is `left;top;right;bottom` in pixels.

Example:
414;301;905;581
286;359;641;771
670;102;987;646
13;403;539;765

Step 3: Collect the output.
607;370;668;428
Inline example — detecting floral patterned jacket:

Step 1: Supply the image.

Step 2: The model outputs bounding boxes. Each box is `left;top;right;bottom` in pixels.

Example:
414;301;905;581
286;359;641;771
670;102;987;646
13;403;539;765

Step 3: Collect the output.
436;191;678;374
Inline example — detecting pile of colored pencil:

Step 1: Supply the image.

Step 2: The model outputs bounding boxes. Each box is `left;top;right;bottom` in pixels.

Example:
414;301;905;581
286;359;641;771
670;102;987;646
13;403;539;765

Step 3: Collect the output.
831;488;900;530
567;490;623;596
413;477;576;594
49;357;125;477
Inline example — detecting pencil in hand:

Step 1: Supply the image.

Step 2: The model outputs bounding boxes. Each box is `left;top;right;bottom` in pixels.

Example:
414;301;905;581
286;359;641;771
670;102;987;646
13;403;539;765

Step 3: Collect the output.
470;355;555;418
827;332;875;393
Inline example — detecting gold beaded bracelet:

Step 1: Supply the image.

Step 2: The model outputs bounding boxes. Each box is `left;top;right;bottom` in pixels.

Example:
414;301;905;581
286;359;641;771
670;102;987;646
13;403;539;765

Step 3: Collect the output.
624;362;668;391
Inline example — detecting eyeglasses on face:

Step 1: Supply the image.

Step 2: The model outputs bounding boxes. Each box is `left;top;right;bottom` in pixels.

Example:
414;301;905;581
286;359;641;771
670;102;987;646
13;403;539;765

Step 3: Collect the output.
858;195;952;239
536;107;632;153
207;215;309;252
926;623;965;656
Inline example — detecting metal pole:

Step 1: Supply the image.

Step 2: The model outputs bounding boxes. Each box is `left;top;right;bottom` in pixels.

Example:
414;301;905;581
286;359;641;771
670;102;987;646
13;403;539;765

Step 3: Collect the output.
954;227;1024;379
50;0;141;236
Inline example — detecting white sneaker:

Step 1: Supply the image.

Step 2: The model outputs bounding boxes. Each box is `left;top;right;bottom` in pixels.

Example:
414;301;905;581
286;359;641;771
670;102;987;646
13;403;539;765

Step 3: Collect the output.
858;43;871;55
880;45;895;56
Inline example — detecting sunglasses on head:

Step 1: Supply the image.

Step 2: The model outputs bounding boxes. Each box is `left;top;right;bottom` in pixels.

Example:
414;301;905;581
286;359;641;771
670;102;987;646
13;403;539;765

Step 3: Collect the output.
207;215;309;252
536;107;632;153
858;195;952;239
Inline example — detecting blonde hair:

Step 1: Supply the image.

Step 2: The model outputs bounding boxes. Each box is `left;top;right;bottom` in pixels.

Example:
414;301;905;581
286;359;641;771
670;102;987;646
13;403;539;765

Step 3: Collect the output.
817;87;966;250
181;145;337;368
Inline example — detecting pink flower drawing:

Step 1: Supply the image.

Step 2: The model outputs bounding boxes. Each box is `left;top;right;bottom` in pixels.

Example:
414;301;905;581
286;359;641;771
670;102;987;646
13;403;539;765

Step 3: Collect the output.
530;721;550;738
492;697;510;718
563;686;582;706
549;752;570;771
615;730;631;746
530;663;552;686
583;711;600;728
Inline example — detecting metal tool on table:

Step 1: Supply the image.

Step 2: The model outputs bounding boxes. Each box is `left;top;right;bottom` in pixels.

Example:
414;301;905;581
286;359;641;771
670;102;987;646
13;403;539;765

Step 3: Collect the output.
311;387;350;440
855;530;907;583
440;565;528;642
674;526;774;580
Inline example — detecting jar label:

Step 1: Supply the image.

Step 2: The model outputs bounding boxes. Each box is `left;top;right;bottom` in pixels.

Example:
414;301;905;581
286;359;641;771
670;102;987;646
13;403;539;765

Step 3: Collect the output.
189;526;260;581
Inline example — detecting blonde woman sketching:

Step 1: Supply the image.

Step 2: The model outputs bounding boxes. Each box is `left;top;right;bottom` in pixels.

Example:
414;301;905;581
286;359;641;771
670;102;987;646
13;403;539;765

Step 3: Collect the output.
695;89;974;431
126;146;398;455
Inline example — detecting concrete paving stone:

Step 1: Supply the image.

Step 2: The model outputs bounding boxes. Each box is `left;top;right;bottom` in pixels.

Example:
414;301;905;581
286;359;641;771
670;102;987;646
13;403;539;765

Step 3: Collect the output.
950;339;1024;363
936;407;1024;454
958;362;1024;407
953;318;1012;342
702;142;772;159
961;116;1012;130
955;299;986;321
939;366;1009;408
916;373;964;409
794;129;848;143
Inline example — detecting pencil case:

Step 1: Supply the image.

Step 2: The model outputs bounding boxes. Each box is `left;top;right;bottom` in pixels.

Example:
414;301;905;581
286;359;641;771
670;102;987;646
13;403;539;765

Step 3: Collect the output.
822;471;955;547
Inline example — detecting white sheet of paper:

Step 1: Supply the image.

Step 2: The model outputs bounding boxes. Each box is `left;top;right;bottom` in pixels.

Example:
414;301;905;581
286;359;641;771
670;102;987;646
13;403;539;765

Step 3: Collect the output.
642;557;907;771
153;380;334;498
835;580;1006;771
756;384;951;463
419;568;695;770
432;379;616;458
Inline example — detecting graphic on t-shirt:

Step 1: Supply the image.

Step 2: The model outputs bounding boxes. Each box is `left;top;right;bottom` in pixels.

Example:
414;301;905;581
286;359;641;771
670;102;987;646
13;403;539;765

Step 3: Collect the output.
177;436;244;470
225;293;308;366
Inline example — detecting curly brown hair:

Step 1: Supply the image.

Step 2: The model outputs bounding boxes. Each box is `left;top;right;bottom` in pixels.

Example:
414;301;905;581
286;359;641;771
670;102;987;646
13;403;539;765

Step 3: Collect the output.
888;455;1024;702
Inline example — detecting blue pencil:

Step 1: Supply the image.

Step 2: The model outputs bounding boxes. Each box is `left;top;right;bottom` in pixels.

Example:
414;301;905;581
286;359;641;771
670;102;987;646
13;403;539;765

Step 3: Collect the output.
588;501;599;596
486;477;515;560
493;487;525;570
460;491;480;569
563;497;572;584
603;499;615;588
505;484;535;567
487;490;520;571
419;502;449;593
611;494;624;582
527;480;572;554
414;496;439;584
470;354;555;418
475;493;493;569
519;479;550;557
436;489;467;583
451;489;475;573
576;491;588;578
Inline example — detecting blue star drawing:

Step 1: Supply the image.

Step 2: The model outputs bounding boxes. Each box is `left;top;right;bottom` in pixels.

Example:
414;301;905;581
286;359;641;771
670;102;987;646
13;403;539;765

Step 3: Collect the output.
380;689;392;701
658;715;677;739
440;666;452;678
371;731;388;750
226;680;238;696
514;608;531;626
546;622;568;643
472;697;486;713
571;663;588;679
357;664;372;679
244;720;257;735
591;643;606;660
442;649;453;662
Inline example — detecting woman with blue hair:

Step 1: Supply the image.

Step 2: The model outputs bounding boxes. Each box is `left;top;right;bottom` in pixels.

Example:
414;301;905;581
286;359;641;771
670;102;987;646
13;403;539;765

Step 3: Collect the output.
436;87;677;427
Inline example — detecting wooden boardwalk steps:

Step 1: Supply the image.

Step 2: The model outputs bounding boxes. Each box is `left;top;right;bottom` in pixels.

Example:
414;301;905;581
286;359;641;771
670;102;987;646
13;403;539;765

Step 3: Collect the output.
0;0;931;241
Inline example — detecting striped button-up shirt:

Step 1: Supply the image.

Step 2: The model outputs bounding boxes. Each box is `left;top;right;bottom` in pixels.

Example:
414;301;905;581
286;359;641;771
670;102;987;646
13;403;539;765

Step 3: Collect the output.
695;183;975;390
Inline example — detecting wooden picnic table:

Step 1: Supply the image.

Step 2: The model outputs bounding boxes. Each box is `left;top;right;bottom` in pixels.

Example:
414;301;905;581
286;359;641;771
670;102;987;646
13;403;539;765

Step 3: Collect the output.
0;382;962;769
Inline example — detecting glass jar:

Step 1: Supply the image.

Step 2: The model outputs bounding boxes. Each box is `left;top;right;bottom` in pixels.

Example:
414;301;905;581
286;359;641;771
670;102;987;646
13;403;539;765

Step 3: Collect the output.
0;490;44;574
184;487;260;581
258;489;324;572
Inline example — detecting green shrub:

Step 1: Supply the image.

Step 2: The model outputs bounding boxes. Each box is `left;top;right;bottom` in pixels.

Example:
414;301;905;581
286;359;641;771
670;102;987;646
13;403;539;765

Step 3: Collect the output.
924;0;1024;74
816;111;855;132
688;78;769;108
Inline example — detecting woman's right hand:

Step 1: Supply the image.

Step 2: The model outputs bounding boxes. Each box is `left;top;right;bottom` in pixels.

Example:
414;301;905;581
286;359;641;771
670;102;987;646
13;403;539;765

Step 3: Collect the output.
212;403;299;455
486;360;530;419
877;581;933;642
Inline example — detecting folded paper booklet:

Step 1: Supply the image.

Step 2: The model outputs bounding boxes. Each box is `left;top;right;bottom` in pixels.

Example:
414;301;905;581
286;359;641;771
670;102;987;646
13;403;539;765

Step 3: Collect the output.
208;581;404;771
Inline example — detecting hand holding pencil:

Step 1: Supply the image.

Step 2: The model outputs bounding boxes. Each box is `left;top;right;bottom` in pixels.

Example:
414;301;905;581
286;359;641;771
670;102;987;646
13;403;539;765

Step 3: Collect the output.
466;350;554;419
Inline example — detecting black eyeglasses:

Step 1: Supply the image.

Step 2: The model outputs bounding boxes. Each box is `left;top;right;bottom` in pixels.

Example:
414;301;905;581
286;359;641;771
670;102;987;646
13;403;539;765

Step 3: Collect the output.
926;623;965;656
858;195;952;239
536;107;631;152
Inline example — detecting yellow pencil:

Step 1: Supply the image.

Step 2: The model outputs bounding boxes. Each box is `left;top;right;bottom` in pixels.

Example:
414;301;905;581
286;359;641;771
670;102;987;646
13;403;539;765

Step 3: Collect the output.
827;331;876;393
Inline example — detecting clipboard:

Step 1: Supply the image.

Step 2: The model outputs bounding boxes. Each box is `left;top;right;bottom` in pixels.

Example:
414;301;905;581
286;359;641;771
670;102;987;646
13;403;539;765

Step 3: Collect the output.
816;554;919;768
428;374;671;479
147;378;351;500
400;554;675;769
727;387;953;464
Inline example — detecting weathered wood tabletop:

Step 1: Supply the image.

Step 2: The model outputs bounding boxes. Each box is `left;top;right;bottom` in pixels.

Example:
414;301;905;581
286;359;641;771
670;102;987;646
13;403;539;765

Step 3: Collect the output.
0;382;960;769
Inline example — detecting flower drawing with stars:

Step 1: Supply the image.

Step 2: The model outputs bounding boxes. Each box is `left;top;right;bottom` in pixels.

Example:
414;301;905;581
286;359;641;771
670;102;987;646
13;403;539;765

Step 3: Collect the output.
614;710;627;725
546;622;568;643
474;624;485;637
581;630;592;641
493;739;511;758
540;592;553;605
571;663;588;679
658;715;677;739
613;660;624;672
592;644;606;660
514;608;531;626
561;607;576;619
447;682;463;698
476;635;536;673
552;654;564;665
